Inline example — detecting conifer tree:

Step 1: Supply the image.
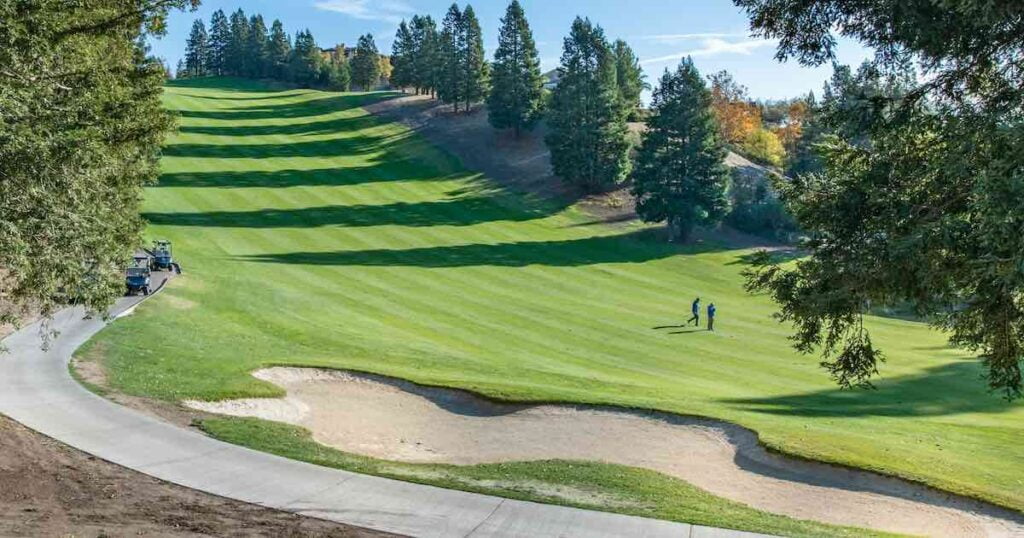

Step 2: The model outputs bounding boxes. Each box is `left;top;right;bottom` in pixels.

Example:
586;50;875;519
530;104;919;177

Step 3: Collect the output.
207;9;230;75
459;5;488;111
410;15;440;96
227;9;250;75
267;20;291;80
487;0;543;135
612;39;647;120
391;21;415;91
247;14;269;78
175;58;187;79
288;30;321;87
351;34;381;90
438;4;463;110
632;58;730;242
545;17;631;192
184;19;208;77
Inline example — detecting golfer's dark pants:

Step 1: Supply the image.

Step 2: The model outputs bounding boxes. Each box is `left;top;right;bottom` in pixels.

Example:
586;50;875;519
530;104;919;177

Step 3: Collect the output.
688;313;699;325
708;317;715;331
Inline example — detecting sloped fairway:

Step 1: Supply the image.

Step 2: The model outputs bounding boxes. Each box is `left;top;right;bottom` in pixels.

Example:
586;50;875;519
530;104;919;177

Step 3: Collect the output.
82;78;1023;529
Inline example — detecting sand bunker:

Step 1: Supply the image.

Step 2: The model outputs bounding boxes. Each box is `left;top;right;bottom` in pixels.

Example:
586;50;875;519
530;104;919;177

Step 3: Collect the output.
186;367;1024;537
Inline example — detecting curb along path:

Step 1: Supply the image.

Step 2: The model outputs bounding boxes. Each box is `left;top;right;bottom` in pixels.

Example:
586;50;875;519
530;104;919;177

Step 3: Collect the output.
0;284;770;538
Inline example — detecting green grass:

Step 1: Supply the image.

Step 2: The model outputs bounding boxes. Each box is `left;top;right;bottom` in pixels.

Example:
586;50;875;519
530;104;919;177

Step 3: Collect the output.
199;417;889;538
80;77;1024;524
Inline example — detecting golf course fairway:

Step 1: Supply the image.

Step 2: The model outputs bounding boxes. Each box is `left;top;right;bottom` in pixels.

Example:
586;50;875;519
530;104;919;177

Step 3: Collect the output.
79;78;1023;533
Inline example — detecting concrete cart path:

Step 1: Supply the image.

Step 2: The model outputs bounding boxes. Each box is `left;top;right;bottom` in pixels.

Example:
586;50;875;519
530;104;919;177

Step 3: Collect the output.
0;292;770;538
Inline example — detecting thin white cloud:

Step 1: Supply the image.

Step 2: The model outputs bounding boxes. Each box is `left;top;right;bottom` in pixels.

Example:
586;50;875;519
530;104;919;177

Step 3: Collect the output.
641;32;748;44
640;38;776;66
313;0;414;24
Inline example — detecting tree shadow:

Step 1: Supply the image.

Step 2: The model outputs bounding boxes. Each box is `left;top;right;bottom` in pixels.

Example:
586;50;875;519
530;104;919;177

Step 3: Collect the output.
161;132;409;159
723;361;1019;418
143;195;568;229
668;329;705;335
172;92;400;121
177;115;380;138
238;229;730;269
155;166;455;189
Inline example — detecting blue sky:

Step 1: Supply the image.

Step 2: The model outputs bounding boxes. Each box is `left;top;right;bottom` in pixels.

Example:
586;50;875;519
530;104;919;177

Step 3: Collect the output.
150;0;872;101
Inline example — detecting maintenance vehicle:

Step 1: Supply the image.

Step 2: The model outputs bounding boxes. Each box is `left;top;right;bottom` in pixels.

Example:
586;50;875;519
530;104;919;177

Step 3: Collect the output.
149;240;179;273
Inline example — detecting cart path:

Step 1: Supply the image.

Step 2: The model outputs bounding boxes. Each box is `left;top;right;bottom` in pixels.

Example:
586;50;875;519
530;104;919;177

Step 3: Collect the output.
188;367;1024;538
0;293;768;538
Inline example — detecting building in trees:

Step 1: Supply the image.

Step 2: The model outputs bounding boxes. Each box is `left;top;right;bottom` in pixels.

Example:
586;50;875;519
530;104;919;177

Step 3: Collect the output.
632;58;730;242
545;17;631;192
487;0;543;134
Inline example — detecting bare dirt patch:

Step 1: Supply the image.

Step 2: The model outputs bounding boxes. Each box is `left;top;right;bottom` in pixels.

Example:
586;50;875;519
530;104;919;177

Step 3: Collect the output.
188;367;1024;538
0;414;397;538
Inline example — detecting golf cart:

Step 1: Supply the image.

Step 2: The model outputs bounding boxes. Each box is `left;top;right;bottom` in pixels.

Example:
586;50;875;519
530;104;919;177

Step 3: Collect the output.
149;240;178;273
125;266;152;296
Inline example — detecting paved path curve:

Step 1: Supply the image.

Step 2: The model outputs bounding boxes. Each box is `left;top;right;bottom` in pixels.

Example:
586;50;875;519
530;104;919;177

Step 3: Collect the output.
0;290;769;538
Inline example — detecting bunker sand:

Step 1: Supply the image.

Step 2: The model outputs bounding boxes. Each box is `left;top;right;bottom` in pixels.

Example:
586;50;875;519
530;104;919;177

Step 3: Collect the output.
186;367;1024;537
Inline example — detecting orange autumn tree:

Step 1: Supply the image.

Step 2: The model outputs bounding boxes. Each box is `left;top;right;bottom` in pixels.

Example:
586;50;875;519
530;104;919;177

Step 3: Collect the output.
707;70;761;144
772;99;809;154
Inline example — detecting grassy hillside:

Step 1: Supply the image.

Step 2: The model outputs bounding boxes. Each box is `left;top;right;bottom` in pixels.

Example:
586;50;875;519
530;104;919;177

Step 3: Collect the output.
83;78;1023;518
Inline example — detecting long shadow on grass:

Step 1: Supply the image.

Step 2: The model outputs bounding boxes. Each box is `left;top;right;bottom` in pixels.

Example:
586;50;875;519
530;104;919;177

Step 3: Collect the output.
724;361;1018;418
238;229;727;268
144;196;567;229
162;133;410;159
156;167;457;189
178;115;380;138
172;92;400;121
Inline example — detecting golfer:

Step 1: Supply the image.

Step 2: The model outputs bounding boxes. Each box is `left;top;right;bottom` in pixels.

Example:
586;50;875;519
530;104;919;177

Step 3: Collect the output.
707;303;717;331
688;297;701;326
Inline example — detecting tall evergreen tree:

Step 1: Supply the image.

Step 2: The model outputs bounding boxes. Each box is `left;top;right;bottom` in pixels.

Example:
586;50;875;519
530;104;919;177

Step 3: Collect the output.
410;15;440;96
459;5;488;111
247;14;269;78
632;58;730;242
391;20;415;91
207;9;230;75
487;0;544;135
351;34;381;90
175;58;187;79
288;30;321;87
438;4;463;110
545;17;631;192
267;20;291;80
226;9;250;75
184;19;209;77
612;39;647;120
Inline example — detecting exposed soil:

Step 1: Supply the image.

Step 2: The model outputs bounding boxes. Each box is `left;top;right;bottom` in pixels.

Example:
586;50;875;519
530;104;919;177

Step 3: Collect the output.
187;367;1024;538
0;415;398;538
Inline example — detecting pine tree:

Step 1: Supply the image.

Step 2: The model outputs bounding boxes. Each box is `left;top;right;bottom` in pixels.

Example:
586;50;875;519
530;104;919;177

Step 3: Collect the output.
545;17;631;192
331;53;351;91
247;14;269;78
459;5;488;112
391;20;415;91
288;30;321;87
612;39;647;120
227;9;250;76
410;15;439;96
175;58;187;79
632;58;730;242
438;4;463;110
207;9;230;75
487;0;543;135
351;34;381;91
267;20;291;80
185;19;208;77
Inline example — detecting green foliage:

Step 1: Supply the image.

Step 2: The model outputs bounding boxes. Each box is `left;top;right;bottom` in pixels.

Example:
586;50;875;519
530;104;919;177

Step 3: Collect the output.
487;0;544;134
725;170;798;242
735;0;1024;397
632;58;730;241
741;128;786;167
545;18;631;193
207;10;230;76
184;19;208;77
266;19;291;80
288;30;322;88
409;15;440;95
459;6;488;110
227;9;250;77
351;34;381;91
246;14;268;78
612;39;647;120
437;4;463;109
0;0;195;325
390;21;415;90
